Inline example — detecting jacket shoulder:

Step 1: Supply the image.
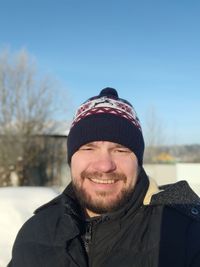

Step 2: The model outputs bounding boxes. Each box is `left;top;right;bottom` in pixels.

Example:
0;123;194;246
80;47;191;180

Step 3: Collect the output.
158;205;200;266
34;193;64;213
13;193;67;245
152;180;200;221
186;218;200;265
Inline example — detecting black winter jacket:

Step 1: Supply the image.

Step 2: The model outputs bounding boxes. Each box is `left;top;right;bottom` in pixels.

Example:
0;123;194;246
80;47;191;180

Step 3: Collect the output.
8;169;200;267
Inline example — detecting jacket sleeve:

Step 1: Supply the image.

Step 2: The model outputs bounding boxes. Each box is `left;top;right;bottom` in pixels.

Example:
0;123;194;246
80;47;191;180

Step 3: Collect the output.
6;230;41;267
190;254;200;267
6;212;44;267
187;220;200;267
7;202;65;267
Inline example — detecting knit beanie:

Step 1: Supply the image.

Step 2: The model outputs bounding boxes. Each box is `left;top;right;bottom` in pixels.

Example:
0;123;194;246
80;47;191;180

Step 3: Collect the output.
67;87;145;165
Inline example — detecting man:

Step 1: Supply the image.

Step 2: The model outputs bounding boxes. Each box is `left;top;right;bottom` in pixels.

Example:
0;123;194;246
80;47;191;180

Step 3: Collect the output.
9;88;200;266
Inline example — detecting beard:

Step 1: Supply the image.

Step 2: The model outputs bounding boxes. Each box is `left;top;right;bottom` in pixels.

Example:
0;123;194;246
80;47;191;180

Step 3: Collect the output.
72;170;136;215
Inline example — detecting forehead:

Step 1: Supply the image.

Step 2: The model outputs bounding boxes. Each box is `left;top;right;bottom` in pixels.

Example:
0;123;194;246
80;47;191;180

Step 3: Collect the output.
81;141;128;148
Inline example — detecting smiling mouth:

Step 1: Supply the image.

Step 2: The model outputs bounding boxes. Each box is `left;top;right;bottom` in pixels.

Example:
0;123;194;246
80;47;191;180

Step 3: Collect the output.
88;178;117;184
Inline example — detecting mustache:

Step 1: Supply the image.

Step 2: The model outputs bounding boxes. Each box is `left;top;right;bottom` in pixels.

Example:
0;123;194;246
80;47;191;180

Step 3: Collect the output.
81;170;127;182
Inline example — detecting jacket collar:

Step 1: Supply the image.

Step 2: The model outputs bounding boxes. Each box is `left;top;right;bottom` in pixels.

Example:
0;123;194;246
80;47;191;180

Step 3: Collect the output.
144;176;200;221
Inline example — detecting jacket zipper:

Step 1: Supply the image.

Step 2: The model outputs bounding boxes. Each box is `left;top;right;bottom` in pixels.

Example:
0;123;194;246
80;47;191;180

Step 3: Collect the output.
84;218;103;267
84;222;93;255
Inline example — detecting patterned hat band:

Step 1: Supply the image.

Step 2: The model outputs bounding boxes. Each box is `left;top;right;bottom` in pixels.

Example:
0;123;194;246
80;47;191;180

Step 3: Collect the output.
67;88;145;165
70;96;142;132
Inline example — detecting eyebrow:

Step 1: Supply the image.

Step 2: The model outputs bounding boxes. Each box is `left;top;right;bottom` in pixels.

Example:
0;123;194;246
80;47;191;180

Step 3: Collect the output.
114;144;126;148
82;142;128;149
81;143;96;147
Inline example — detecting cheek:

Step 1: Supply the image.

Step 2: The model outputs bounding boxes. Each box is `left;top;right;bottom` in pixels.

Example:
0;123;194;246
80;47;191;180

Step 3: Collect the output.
71;155;88;181
71;151;96;172
121;162;138;186
70;157;80;181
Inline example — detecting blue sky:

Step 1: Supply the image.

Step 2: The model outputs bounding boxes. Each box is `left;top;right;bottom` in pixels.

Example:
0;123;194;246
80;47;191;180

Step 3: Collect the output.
0;0;200;145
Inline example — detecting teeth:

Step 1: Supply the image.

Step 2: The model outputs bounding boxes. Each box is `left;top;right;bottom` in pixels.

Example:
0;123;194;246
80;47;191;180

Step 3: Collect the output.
90;178;116;184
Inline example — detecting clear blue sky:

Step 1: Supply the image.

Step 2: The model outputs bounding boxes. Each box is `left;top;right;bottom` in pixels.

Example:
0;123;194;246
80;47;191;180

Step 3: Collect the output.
0;0;200;145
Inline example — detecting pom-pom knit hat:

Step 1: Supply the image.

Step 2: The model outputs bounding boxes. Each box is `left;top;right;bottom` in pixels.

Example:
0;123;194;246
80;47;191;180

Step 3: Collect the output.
67;87;145;165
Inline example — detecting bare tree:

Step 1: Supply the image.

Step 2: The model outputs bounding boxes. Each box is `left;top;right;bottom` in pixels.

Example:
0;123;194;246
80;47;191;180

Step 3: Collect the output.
0;49;66;186
143;106;166;163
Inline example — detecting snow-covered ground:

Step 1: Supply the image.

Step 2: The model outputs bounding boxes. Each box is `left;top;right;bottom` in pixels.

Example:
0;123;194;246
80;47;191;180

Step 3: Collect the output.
0;187;59;267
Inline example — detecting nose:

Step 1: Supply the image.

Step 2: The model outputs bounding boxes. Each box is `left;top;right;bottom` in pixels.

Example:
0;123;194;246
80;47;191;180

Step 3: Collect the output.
92;151;116;173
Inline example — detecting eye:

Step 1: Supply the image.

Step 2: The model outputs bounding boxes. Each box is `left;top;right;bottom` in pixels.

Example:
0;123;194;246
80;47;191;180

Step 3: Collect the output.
115;148;130;153
79;145;94;151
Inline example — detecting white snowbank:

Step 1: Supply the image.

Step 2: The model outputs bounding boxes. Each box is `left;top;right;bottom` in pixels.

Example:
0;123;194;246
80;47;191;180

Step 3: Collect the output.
0;187;59;267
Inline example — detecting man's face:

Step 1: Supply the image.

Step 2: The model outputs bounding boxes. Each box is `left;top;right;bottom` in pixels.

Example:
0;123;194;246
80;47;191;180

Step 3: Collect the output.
71;141;139;217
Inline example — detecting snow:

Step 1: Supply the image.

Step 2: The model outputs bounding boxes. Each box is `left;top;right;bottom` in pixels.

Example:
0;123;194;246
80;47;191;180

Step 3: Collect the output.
0;187;59;267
